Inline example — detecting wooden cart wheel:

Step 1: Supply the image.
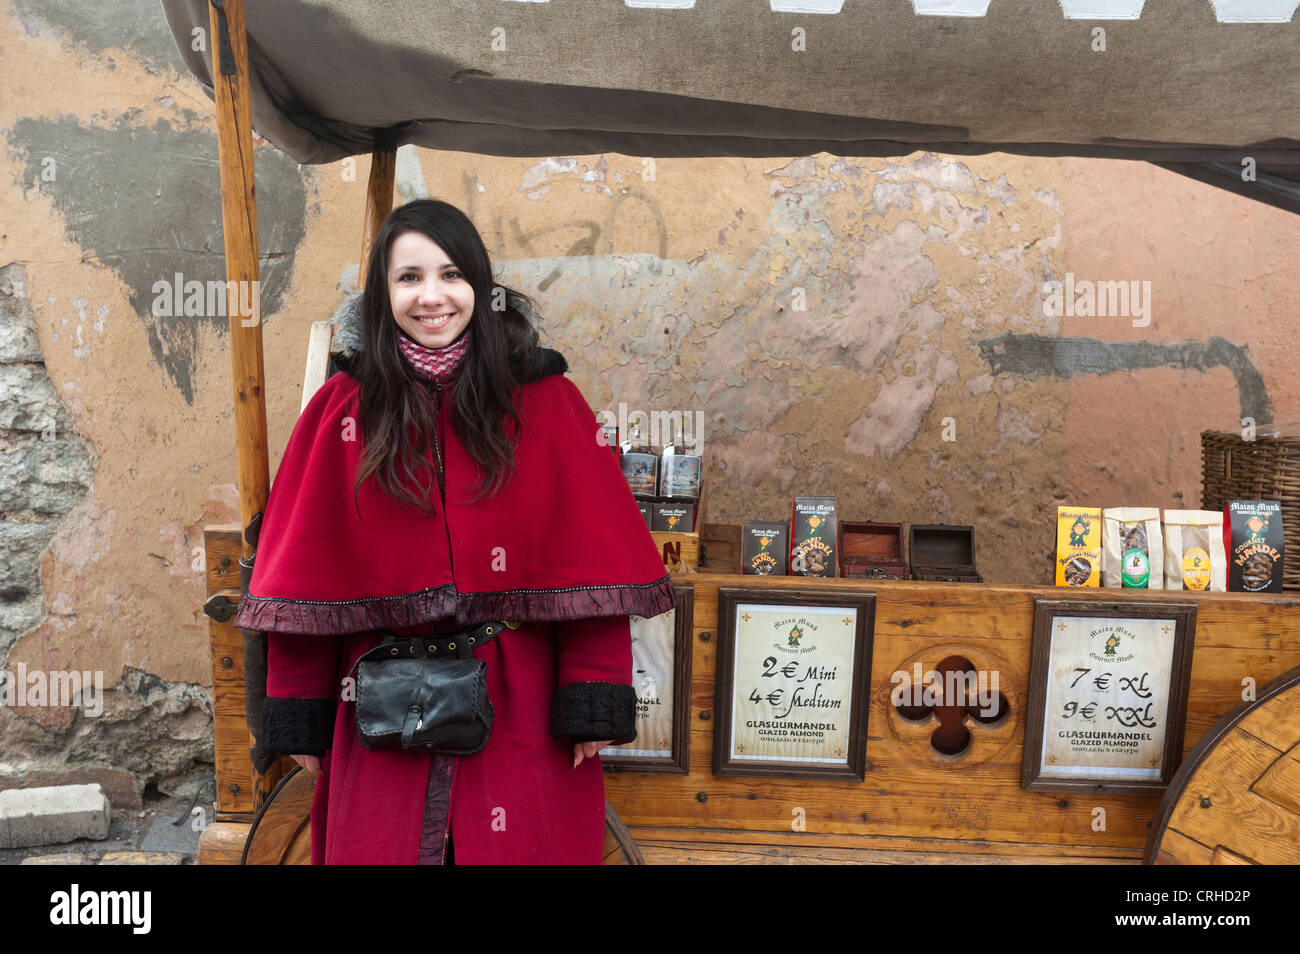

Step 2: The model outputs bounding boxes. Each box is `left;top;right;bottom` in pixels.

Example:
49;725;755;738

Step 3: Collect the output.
602;800;645;865
1145;665;1300;865
241;765;315;865
240;766;643;865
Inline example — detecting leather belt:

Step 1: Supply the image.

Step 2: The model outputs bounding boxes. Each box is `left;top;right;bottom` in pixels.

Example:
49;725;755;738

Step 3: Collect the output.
376;620;515;658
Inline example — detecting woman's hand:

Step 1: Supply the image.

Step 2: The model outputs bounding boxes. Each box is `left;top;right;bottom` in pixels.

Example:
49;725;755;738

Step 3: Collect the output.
572;741;613;768
290;754;322;774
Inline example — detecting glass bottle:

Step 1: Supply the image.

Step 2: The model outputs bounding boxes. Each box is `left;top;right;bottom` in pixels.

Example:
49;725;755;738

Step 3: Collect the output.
619;420;659;501
600;423;619;456
658;419;701;502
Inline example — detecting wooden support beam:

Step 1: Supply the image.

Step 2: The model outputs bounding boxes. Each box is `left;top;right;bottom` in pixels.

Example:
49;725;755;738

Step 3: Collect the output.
207;0;286;811
359;147;397;285
208;0;269;560
198;822;252;866
301;320;336;411
205;528;254;816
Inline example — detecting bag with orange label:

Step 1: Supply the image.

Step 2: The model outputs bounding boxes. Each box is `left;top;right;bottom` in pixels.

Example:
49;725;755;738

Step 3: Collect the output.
1162;510;1226;592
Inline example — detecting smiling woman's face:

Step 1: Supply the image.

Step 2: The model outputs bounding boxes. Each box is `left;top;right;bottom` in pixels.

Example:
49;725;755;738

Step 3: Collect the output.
387;231;475;349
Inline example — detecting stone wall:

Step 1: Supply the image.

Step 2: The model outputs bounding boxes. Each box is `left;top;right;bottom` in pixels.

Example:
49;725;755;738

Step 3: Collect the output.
0;264;95;656
0;265;210;799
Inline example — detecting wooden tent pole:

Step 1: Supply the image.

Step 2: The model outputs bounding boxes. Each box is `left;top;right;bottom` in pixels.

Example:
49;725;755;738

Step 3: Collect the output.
359;147;397;282
208;0;269;557
207;0;286;807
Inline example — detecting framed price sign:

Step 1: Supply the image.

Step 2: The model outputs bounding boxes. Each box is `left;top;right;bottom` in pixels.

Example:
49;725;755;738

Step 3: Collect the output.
601;585;693;774
1022;597;1198;794
713;586;874;781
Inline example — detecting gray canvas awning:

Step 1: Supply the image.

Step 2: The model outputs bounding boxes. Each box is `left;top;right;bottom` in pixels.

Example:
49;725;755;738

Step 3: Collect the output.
161;0;1300;213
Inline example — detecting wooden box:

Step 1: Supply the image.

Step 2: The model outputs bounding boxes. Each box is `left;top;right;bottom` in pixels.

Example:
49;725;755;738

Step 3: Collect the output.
649;480;707;575
839;521;909;579
909;524;982;583
700;523;742;573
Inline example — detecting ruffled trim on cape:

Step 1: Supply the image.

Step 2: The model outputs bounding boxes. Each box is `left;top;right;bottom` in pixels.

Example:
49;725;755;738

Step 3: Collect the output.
234;575;677;635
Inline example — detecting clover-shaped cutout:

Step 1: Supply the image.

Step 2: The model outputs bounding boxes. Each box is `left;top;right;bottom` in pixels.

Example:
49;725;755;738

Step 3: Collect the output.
894;654;1010;756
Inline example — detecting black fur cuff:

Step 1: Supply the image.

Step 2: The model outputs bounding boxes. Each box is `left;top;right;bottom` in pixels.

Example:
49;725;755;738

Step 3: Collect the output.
550;682;637;744
262;696;336;756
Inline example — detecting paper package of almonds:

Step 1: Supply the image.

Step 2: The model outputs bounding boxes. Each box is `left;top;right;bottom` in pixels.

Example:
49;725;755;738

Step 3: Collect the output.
1102;507;1163;589
1162;509;1227;592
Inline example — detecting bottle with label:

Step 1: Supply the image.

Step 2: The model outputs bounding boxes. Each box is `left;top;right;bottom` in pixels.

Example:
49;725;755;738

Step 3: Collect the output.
658;419;701;502
619;420;658;501
599;423;619;456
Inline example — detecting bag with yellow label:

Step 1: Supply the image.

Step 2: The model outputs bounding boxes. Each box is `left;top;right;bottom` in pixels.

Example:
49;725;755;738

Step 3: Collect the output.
1055;506;1102;586
1162;509;1226;592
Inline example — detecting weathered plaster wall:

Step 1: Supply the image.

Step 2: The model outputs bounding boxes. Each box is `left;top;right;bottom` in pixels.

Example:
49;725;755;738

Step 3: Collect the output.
475;150;1295;580
1;0;1296;791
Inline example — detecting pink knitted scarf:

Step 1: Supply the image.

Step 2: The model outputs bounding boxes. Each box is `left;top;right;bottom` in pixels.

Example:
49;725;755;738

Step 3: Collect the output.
396;329;470;384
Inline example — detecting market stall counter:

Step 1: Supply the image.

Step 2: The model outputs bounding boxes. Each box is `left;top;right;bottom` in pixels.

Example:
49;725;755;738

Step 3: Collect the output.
598;572;1300;864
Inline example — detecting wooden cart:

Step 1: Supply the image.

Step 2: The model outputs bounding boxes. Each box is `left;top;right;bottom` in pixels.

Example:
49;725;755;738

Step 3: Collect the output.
204;548;1300;863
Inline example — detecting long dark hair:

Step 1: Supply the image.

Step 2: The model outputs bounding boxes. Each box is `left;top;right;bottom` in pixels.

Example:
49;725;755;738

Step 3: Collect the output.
352;199;542;511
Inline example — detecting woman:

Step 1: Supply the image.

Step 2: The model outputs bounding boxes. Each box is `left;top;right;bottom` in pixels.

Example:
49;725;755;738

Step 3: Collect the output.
234;199;675;864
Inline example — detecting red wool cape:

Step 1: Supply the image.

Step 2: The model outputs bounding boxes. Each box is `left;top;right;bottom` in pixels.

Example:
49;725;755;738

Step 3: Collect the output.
234;362;675;864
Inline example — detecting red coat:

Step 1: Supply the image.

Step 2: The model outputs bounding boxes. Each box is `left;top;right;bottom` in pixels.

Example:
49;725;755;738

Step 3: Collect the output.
235;350;674;864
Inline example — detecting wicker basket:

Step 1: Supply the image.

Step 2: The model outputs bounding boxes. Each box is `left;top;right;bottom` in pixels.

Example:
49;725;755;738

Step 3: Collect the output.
1201;430;1300;590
